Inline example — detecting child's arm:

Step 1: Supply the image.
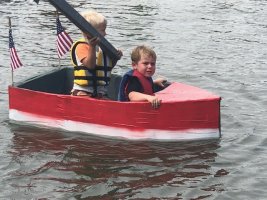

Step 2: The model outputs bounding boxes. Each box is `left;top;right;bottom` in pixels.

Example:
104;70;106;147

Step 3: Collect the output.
153;77;167;88
80;36;99;69
129;91;161;109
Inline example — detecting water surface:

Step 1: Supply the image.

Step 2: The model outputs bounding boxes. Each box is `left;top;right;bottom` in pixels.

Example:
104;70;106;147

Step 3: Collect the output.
0;0;267;199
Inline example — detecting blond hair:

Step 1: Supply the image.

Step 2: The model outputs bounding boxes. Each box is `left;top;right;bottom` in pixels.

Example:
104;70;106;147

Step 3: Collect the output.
131;45;157;63
81;10;107;28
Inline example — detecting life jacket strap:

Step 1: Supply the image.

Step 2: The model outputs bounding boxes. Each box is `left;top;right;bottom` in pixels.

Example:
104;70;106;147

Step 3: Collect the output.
74;76;110;81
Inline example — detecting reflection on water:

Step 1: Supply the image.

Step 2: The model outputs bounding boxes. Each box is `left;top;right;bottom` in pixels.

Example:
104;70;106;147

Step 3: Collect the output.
5;125;226;199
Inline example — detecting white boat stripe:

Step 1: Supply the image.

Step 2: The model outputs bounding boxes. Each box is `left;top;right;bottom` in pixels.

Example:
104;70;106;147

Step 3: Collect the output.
9;109;220;141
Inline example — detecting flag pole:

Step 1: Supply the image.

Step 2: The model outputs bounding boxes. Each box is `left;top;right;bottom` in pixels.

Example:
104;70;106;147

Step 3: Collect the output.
8;17;14;86
56;10;61;68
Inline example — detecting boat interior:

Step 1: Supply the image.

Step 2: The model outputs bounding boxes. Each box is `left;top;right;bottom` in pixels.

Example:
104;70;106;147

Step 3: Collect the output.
14;67;165;101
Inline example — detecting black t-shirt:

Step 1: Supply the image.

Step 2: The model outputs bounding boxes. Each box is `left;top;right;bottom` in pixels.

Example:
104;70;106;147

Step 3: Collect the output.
125;76;144;98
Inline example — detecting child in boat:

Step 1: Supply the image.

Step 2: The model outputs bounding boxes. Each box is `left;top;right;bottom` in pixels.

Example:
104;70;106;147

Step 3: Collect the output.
118;45;166;109
70;10;122;98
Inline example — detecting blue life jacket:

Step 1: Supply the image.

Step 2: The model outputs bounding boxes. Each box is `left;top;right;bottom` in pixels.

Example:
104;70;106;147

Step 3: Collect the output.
118;70;153;101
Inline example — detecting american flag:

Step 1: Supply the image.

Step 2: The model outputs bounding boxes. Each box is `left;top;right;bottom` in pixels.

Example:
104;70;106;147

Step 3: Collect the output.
56;17;73;58
9;29;23;70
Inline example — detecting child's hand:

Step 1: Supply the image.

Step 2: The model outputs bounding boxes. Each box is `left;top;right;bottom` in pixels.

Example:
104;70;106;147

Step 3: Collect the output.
116;49;123;59
147;96;161;109
87;36;100;46
154;78;167;88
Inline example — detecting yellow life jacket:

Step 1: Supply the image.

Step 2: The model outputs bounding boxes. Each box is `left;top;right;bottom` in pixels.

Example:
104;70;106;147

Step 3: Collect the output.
70;38;113;87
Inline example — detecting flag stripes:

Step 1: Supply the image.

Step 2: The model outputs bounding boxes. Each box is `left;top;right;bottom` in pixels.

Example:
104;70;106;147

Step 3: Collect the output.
9;29;23;70
7;16;72;71
56;17;73;58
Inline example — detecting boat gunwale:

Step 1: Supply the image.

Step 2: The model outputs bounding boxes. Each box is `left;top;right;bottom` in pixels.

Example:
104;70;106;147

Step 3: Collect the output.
9;84;221;104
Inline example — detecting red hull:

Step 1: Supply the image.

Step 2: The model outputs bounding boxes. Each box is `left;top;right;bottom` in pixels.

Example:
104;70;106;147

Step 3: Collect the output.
9;81;221;140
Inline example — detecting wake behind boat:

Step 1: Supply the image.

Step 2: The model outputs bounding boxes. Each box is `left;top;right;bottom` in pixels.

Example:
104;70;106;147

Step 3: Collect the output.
8;67;221;141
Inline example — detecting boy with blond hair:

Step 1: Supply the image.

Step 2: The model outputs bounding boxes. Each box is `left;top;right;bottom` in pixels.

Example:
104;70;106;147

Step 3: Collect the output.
71;10;122;98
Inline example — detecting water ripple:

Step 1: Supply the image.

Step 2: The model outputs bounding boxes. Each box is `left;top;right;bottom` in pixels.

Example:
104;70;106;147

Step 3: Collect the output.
1;0;267;199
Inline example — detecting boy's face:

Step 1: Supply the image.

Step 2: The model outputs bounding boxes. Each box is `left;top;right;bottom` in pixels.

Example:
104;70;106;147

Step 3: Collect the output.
133;54;156;77
96;23;107;37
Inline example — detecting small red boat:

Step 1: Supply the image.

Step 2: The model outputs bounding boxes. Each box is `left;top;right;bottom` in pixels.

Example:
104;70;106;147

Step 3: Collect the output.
8;67;221;141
